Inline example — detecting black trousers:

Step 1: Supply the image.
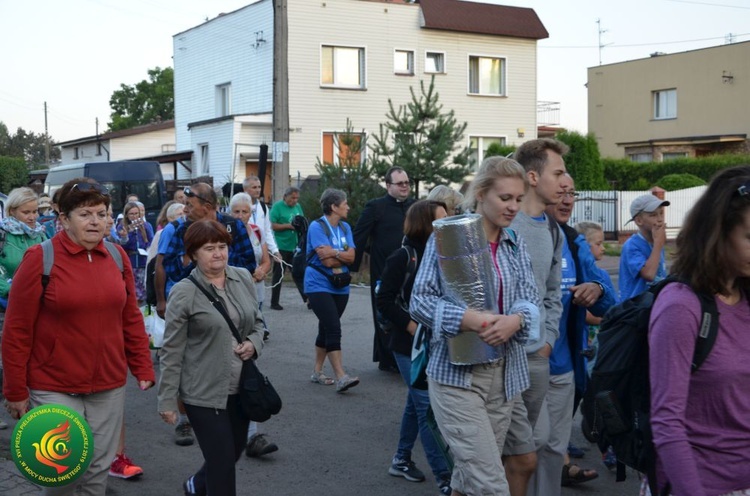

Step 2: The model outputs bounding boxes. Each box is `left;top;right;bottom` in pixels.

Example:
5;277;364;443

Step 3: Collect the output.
369;282;397;369
271;249;307;306
184;395;250;496
308;292;349;352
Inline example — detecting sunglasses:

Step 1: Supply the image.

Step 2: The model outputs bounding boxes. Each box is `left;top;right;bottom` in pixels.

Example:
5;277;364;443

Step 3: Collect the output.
71;183;109;196
737;183;750;197
184;186;212;204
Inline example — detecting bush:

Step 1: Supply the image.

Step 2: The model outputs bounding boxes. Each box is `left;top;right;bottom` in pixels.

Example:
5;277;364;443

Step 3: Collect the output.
485;142;516;158
656;173;706;191
603;154;750;190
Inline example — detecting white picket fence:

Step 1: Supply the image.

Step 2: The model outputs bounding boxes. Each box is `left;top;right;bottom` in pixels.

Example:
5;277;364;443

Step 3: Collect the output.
571;186;707;240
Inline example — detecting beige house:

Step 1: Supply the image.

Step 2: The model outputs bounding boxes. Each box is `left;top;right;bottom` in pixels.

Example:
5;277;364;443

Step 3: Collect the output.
173;0;548;196
587;40;750;160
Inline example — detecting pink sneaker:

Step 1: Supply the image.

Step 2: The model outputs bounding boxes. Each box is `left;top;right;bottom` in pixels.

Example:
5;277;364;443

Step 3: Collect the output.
109;453;143;479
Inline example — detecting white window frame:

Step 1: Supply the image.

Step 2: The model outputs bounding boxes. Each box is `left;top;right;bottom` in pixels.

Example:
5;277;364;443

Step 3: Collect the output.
199;143;209;175
653;88;677;120
468;54;507;96
216;83;231;117
320;45;367;90
424;51;446;74
393;49;415;76
321;130;368;166
469;135;507;168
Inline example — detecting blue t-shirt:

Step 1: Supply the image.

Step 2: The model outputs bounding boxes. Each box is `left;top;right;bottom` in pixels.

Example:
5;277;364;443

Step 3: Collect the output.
303;217;356;295
157;219;180;296
618;232;666;300
550;236;576;375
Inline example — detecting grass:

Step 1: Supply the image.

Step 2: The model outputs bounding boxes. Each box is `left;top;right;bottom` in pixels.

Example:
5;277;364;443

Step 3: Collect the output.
603;242;622;257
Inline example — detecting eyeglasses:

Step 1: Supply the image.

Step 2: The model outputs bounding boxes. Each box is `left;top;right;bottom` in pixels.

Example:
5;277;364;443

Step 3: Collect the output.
184;186;212;205
389;181;411;188
562;192;580;199
71;183;109;196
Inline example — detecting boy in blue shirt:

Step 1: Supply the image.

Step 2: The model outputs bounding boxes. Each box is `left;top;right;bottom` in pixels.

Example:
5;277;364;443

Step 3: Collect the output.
619;194;670;300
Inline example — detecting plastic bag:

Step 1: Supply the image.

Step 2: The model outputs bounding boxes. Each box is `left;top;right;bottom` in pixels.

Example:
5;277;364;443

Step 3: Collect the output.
143;306;165;349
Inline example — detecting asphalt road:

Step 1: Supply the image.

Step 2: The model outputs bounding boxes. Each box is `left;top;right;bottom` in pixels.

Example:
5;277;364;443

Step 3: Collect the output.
1;275;640;495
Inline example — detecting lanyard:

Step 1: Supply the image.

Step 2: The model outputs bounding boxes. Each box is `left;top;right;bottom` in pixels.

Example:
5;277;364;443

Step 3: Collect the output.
251;202;258;225
321;216;343;249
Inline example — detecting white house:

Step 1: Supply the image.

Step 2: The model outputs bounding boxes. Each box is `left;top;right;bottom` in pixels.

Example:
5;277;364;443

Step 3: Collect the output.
173;0;548;199
56;120;186;179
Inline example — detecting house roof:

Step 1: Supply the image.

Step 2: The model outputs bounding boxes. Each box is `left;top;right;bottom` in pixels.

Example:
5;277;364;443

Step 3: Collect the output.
57;120;175;147
617;134;748;147
419;0;548;40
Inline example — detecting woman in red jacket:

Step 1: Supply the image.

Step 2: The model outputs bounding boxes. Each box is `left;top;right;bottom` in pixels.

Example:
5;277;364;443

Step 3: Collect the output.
2;178;155;495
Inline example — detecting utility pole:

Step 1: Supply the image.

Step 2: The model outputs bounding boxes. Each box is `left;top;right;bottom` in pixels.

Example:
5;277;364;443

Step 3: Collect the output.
272;0;290;202
44;101;50;166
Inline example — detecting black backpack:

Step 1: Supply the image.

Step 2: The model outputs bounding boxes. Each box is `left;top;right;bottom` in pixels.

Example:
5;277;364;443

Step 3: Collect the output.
581;276;719;494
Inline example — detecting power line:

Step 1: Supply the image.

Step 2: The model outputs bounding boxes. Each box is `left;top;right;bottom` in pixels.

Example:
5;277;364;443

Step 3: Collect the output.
666;0;750;10
541;31;750;49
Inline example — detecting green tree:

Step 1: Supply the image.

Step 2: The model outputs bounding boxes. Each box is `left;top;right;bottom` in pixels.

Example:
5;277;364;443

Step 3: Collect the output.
485;142;516;159
0;121;60;168
304;119;385;227
370;76;472;197
108;67;174;131
555;130;608;190
0;156;28;192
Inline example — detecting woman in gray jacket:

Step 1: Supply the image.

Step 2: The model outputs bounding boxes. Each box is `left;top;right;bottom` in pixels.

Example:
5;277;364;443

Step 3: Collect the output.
158;219;265;496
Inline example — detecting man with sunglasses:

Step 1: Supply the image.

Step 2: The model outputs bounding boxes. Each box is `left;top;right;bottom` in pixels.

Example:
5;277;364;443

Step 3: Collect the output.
154;182;256;447
352;167;415;373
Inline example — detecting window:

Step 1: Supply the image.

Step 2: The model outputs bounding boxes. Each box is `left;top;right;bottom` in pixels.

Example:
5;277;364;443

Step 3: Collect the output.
469;56;505;95
199;144;209;175
96;142;102;156
425;52;445;74
629;153;653;163
653;89;676;119
321;45;366;89
322;132;365;166
216;83;231;117
394;49;414;75
662;152;688;161
469;136;506;168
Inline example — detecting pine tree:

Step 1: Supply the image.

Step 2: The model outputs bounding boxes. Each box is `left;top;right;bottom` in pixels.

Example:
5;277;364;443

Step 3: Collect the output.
370;76;472;197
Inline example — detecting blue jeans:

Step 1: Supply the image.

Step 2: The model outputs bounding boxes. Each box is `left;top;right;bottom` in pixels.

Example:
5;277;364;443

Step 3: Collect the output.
393;351;451;481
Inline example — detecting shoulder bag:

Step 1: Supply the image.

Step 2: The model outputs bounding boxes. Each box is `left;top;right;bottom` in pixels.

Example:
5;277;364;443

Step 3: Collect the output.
188;275;282;422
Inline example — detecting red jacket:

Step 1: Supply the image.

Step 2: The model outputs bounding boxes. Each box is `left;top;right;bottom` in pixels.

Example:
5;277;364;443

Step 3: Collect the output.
2;231;155;402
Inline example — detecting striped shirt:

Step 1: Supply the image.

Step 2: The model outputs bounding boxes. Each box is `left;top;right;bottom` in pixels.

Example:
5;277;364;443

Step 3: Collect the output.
410;228;540;400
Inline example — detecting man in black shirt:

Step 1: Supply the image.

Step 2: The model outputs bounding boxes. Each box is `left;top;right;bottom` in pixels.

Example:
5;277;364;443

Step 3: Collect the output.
352;167;415;371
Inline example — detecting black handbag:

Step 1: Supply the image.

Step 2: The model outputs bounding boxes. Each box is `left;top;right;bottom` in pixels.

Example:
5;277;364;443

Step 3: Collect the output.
309;265;352;288
188;276;282;422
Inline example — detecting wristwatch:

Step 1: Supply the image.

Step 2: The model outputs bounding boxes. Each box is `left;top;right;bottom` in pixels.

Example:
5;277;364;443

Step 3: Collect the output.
335;249;341;259
516;313;525;330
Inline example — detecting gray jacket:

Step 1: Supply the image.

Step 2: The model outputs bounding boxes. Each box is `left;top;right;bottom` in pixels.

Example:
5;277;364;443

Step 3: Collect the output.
157;266;265;412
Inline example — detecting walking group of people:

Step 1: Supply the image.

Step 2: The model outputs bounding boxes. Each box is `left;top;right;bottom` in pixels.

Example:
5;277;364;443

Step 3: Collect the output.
1;142;749;495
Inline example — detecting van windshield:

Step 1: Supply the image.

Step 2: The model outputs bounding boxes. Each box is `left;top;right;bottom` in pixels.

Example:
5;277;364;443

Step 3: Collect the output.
102;181;160;216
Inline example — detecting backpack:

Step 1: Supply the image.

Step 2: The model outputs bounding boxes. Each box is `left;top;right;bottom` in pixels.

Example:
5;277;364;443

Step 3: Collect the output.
375;245;418;333
581;276;719;494
40;238;124;298
291;218;347;283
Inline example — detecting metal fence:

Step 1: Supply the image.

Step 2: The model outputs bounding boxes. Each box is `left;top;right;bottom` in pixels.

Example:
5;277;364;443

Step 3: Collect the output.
572;186;707;240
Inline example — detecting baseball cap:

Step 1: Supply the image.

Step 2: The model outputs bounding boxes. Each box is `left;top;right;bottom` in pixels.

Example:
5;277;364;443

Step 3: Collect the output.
628;194;670;223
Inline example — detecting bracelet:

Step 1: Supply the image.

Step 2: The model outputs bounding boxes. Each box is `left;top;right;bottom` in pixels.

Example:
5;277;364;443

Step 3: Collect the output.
335;250;340;259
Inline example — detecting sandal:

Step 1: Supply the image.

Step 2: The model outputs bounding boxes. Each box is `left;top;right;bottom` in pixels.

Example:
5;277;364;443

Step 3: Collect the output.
310;370;334;385
561;463;598;486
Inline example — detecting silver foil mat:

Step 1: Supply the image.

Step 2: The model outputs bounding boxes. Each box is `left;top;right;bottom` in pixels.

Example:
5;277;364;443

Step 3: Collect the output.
433;214;502;365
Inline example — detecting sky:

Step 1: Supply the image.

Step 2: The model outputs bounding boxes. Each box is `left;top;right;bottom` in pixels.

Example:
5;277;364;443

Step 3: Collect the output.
2;0;750;143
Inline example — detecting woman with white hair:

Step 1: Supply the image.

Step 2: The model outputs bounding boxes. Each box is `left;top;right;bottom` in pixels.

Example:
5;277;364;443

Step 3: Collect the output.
0;187;47;301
